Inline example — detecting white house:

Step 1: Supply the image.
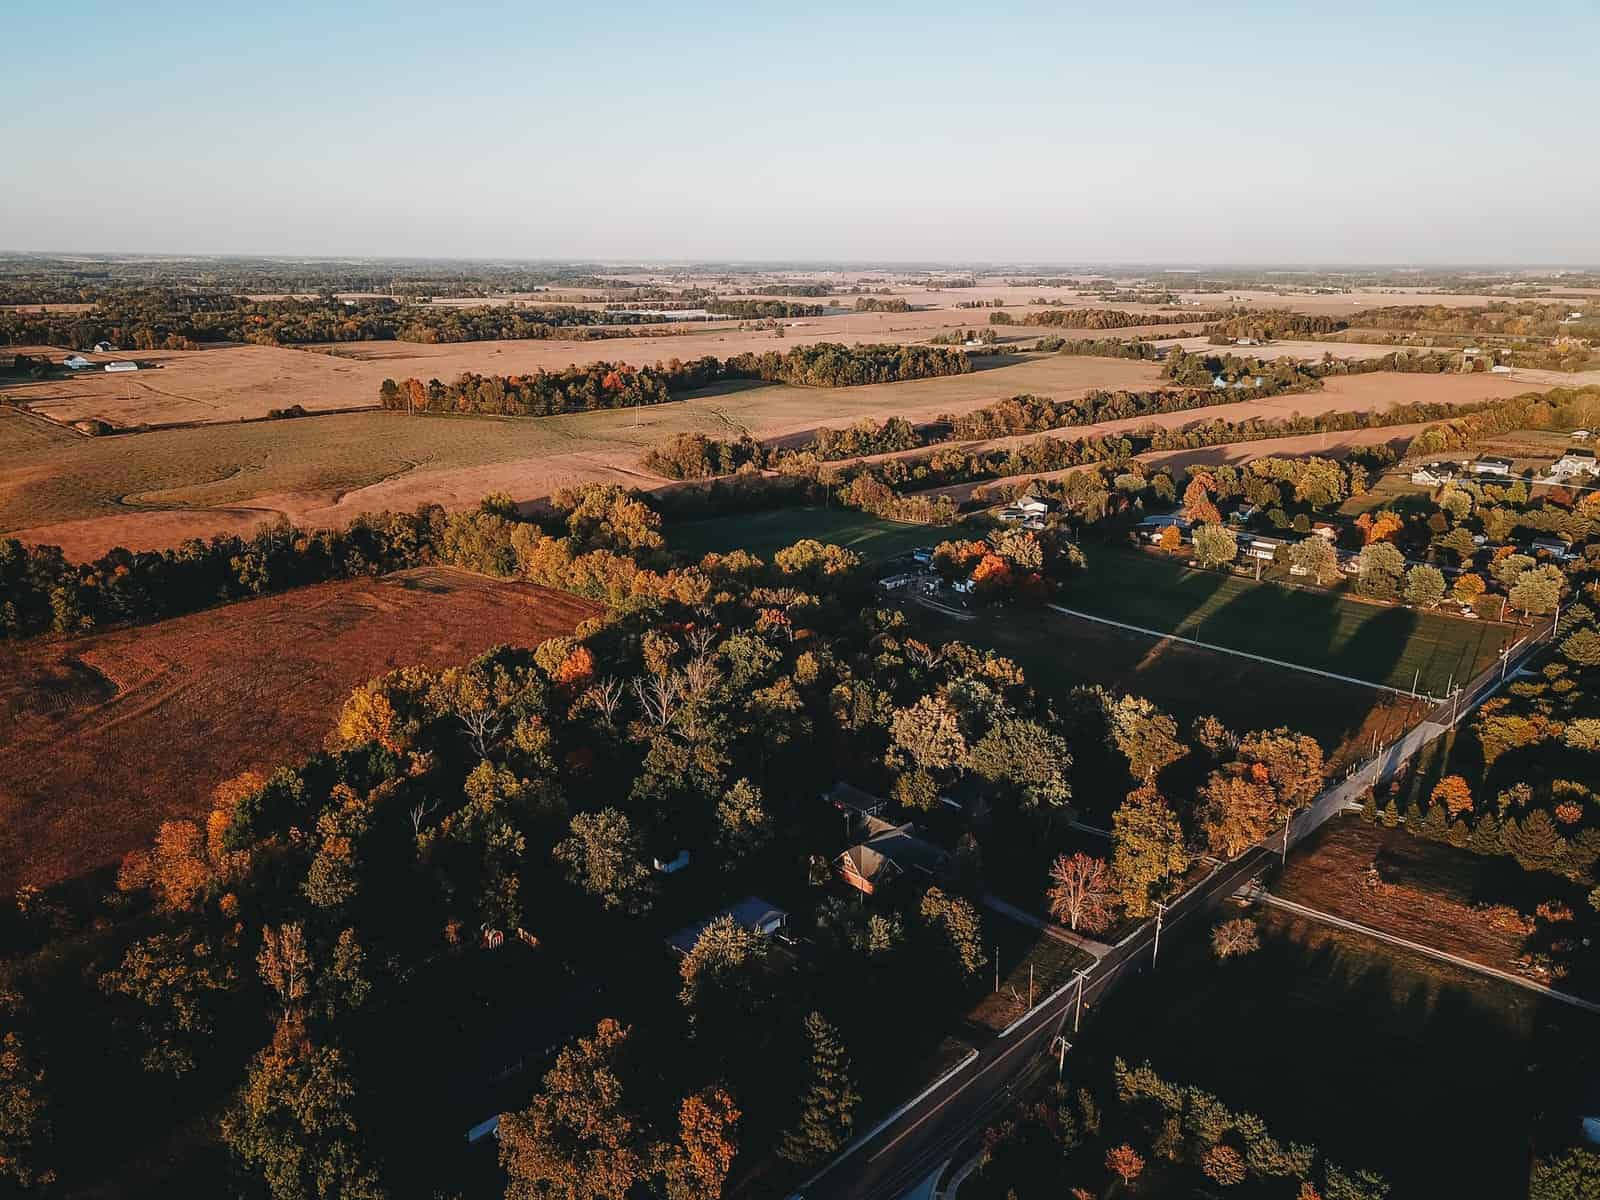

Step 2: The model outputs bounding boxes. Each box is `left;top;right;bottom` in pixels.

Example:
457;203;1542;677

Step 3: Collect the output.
1136;513;1191;543
1468;455;1513;477
63;354;94;370
1243;535;1289;562
92;340;115;353
1549;448;1598;481
1410;462;1459;486
1572;429;1593;441
1490;364;1514;374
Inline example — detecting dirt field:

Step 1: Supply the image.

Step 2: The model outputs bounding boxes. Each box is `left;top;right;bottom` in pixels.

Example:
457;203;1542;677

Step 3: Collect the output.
0;567;599;891
1274;817;1597;991
1;354;1164;557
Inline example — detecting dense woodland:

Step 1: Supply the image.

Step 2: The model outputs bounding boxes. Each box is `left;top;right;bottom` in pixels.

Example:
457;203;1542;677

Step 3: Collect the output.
993;308;1210;330
377;344;972;417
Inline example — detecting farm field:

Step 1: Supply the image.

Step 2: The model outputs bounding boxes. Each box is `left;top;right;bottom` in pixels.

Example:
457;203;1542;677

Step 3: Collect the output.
667;507;940;563
1274;816;1599;993
1;353;1163;558
0;566;599;892
914;603;1428;772
1061;548;1514;696
1070;906;1598;1198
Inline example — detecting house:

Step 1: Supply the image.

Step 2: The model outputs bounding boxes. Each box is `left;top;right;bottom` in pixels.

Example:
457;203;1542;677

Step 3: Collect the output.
1490;364;1514;374
1468;455;1513;477
665;896;788;955
652;849;691;875
837;817;952;896
92;340;115;353
1530;537;1576;561
1136;513;1191;543
1243;535;1289;563
1311;522;1340;543
104;361;139;373
823;781;889;827
1410;462;1459;486
63;354;94;370
911;547;933;565
1462;347;1482;359
1548;448;1597;481
1572;429;1593;441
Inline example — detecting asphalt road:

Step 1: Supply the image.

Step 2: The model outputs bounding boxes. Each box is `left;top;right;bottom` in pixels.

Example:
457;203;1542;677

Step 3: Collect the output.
793;847;1271;1200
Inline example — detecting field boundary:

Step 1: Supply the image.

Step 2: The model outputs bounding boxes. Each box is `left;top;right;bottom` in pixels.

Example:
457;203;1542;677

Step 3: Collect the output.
1046;602;1431;699
1246;890;1600;1016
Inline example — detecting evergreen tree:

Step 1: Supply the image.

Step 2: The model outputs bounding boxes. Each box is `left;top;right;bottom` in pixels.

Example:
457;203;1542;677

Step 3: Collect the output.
778;1012;860;1167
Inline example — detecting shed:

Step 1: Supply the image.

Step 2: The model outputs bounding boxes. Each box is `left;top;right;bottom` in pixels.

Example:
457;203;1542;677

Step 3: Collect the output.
665;896;788;955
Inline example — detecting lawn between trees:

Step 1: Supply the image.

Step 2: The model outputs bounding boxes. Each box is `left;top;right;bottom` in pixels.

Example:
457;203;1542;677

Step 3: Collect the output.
666;506;943;563
1061;547;1516;698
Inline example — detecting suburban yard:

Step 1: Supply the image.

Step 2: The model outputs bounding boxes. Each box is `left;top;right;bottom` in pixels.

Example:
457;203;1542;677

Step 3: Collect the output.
965;910;1095;1034
1070;906;1599;1198
1274;815;1598;993
1061;547;1516;697
0;567;599;891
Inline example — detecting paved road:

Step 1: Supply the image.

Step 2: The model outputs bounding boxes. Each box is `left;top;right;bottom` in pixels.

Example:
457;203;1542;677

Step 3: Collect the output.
792;849;1271;1200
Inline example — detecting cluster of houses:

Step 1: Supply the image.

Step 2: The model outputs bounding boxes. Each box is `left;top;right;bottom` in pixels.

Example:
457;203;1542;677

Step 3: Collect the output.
1410;445;1597;486
63;345;139;373
995;493;1058;530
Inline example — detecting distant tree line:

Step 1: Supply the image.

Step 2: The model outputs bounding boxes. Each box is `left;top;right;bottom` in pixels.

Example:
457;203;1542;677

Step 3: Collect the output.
992;308;1214;330
1036;336;1167;359
378;344;972;418
853;297;912;312
1203;310;1348;342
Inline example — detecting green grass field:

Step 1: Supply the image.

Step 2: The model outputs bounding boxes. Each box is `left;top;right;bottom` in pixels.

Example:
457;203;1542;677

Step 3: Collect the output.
1072;907;1596;1198
1062;548;1514;696
666;507;944;563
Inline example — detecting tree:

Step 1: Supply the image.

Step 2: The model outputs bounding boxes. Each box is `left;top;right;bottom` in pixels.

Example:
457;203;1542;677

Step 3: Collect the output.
1183;472;1222;526
1211;918;1260;959
1356;543;1404;600
1111;785;1189;917
1202;1143;1248;1186
220;1016;385;1200
1508;564;1564;617
918;888;987;980
1430;775;1474;818
1157;524;1182;552
890;695;967;773
968;717;1073;810
1289;536;1339;586
662;1087;740;1200
1236;728;1325;809
1403;565;1446;608
1191;523;1238;569
1109;696;1184;783
0;1032;54;1191
1530;1149;1600;1200
778;1012;860;1166
713;778;773;865
98;932;237;1076
1106;1144;1145;1185
501;1019;659;1200
553;808;657;915
678;915;773;1039
1560;627;1600;668
1199;771;1277;857
258;924;313;1011
1046;853;1117;933
1452;572;1486;606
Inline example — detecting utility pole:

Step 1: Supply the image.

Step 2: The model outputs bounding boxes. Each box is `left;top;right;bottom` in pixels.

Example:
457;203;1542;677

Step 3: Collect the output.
1281;810;1292;865
1029;964;1035;1011
1411;668;1419;698
1501;644;1510;683
1152;901;1166;968
1074;968;1089;1033
994;946;1000;995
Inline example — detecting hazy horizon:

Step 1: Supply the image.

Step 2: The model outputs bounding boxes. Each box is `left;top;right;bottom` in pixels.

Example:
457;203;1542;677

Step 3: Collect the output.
6;0;1597;264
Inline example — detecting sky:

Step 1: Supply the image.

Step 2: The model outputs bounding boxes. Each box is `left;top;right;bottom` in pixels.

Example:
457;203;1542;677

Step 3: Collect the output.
4;0;1597;265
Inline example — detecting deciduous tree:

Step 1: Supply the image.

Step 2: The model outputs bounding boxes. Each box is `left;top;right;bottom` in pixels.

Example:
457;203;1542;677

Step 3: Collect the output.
1046;853;1117;933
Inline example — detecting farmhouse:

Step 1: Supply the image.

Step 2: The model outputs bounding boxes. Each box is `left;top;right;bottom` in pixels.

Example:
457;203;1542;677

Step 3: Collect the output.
1243;535;1289;563
665;896;788;955
1311;522;1339;543
63;354;94;370
1410;462;1460;486
1468;455;1513;477
838;817;951;896
1547;448;1597;481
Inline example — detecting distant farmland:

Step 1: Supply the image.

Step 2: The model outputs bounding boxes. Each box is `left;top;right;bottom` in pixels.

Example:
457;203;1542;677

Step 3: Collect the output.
0;567;599;892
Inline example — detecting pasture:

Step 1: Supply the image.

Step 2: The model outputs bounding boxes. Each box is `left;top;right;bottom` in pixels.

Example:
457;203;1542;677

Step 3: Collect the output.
667;507;940;563
0;567;599;892
1071;906;1596;1198
1061;548;1513;697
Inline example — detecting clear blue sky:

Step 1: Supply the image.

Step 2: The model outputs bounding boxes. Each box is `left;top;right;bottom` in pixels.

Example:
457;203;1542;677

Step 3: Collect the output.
4;0;1596;263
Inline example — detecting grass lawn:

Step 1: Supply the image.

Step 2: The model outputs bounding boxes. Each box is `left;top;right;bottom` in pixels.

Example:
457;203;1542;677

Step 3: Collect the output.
1062;547;1514;696
966;910;1094;1034
666;506;945;563
1071;906;1598;1198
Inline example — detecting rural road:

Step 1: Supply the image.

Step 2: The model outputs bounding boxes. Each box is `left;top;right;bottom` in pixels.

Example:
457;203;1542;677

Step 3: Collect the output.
790;849;1271;1200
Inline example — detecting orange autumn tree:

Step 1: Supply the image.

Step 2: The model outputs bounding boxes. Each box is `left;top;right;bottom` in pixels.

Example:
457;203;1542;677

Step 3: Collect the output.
118;770;261;911
662;1087;740;1200
1183;472;1222;526
1106;1144;1145;1185
1157;524;1182;552
1430;774;1474;818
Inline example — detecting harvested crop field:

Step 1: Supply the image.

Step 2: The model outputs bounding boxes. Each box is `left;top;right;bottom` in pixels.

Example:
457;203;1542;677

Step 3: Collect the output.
2;343;397;427
0;567;599;892
1274;816;1599;992
2;354;1163;558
